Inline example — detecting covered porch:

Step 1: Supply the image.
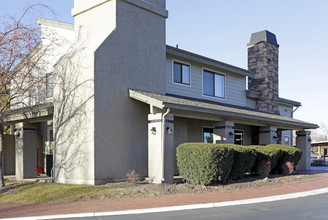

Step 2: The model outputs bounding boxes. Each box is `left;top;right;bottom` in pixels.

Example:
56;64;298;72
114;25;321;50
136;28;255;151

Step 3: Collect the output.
129;89;318;184
3;103;54;181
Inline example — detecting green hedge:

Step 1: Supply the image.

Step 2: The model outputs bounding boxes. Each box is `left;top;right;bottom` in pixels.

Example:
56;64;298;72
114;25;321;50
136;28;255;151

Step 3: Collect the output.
250;145;282;172
176;143;302;185
176;143;234;185
227;145;257;179
266;144;302;172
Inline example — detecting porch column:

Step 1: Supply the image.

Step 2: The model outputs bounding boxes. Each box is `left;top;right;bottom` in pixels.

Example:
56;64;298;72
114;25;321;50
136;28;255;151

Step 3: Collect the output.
148;113;174;184
259;126;277;145
296;131;311;170
15;123;37;180
276;129;282;144
213;121;234;144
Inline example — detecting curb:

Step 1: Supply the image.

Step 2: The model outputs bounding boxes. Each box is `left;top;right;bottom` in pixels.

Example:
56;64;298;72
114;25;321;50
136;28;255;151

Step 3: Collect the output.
2;187;328;220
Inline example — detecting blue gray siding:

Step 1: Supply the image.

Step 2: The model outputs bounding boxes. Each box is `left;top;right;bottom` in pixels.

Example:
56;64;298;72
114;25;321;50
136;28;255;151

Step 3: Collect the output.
166;55;247;107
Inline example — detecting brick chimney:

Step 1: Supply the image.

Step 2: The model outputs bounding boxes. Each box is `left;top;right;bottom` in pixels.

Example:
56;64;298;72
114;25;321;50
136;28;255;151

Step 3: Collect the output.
248;30;280;114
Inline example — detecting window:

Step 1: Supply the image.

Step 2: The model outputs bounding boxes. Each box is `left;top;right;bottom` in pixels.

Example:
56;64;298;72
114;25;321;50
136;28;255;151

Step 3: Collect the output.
203;127;213;143
46;73;53;98
173;61;190;85
203;70;225;98
284;136;290;146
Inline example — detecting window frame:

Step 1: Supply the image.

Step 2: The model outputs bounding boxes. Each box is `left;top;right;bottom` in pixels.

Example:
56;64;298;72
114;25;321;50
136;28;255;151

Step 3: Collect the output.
202;68;226;99
172;60;191;86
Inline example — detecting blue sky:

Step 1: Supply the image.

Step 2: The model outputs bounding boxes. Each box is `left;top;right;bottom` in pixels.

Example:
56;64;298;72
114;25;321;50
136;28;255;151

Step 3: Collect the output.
1;0;328;126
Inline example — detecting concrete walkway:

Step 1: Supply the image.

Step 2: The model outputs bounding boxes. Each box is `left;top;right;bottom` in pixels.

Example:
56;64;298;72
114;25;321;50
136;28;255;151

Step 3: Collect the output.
1;168;328;219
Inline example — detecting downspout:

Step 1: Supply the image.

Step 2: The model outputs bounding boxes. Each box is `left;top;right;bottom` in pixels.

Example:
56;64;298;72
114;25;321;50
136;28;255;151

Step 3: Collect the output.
292;105;301;118
161;108;170;183
293;106;300;114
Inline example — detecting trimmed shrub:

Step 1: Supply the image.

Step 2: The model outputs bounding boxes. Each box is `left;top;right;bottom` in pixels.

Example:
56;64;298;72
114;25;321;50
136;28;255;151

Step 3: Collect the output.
257;160;271;179
227;145;258;180
250;145;282;173
266;144;302;170
281;161;295;175
176;143;234;185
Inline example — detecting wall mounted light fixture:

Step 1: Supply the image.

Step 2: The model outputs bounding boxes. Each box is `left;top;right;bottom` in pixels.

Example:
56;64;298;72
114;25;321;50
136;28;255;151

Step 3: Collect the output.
167;127;173;134
14;130;20;137
150;127;156;135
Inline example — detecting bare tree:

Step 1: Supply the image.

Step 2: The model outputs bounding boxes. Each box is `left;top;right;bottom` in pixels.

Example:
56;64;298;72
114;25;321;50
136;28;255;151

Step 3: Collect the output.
311;122;328;142
0;5;56;187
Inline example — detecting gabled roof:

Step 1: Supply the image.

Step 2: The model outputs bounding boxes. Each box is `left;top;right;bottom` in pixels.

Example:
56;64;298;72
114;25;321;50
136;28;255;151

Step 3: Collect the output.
129;89;318;130
166;45;253;77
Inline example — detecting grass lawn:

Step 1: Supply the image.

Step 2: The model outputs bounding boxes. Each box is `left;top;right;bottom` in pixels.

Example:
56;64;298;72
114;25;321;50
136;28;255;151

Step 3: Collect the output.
0;180;117;204
0;173;323;205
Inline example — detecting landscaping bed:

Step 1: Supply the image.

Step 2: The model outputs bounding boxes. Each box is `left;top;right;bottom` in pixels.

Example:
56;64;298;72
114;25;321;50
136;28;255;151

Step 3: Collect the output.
0;172;322;205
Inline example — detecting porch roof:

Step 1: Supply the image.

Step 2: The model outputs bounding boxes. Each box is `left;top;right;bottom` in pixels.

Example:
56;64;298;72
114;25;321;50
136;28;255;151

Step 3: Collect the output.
129;89;318;130
4;103;53;124
311;141;328;147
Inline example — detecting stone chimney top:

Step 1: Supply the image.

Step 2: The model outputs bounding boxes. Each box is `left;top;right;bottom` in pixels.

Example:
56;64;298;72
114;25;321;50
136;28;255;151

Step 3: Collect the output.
248;30;280;114
248;30;279;47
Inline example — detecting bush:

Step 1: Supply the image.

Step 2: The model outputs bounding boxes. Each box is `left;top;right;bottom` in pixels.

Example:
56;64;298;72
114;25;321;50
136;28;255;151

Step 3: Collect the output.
126;170;139;184
227;145;257;180
176;143;234;185
250;145;282;173
257;160;271;178
281;161;295;175
266;144;302;170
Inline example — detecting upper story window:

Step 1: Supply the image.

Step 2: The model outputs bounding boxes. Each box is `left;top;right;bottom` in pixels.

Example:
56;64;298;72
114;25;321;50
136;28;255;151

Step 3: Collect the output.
173;61;190;85
203;70;225;98
46;73;53;98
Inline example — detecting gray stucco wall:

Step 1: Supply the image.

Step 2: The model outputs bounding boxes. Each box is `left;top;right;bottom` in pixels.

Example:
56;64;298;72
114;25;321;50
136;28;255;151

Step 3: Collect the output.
54;0;167;185
4;135;15;175
93;0;167;183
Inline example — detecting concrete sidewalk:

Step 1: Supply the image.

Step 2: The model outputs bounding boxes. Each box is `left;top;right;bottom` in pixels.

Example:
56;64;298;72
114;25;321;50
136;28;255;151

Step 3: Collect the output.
1;169;328;219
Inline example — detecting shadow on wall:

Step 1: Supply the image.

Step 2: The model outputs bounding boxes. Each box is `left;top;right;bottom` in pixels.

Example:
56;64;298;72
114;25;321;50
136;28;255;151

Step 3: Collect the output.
53;41;95;183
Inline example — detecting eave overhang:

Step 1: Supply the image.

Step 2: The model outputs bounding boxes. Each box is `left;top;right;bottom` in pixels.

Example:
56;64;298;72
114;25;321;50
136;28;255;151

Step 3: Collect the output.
166;45;253;77
4;103;54;124
129;89;318;130
311;141;328;147
246;90;302;107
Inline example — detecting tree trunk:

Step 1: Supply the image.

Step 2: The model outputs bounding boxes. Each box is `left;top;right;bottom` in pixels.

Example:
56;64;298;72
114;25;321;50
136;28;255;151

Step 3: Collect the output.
0;129;5;187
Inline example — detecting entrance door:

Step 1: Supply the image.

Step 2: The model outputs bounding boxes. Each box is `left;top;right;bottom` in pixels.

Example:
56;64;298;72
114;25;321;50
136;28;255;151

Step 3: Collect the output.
234;131;244;145
46;127;53;176
203;127;213;143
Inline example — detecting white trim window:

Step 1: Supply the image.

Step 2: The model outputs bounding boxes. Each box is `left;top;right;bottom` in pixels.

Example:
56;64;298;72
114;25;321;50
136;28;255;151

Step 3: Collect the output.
46;73;53;98
203;70;225;98
173;61;190;85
